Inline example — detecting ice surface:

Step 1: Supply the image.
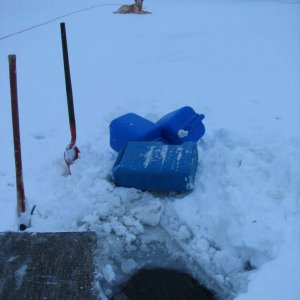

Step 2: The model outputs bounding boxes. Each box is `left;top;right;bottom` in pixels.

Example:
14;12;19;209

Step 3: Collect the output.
0;0;300;299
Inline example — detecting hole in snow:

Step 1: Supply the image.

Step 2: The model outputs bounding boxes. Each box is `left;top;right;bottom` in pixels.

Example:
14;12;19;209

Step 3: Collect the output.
95;230;226;299
112;268;216;300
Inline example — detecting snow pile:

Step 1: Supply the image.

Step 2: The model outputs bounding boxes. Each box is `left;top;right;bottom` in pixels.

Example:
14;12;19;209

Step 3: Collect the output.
1;0;300;299
173;130;300;297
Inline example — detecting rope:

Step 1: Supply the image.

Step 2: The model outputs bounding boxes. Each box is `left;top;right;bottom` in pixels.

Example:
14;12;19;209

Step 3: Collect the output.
0;3;123;41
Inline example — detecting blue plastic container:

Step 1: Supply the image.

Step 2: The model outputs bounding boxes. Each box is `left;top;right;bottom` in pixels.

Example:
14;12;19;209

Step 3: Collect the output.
112;141;198;192
110;113;161;152
157;106;205;144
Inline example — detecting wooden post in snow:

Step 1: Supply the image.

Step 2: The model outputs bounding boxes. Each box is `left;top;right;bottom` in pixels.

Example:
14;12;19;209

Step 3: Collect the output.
8;55;27;231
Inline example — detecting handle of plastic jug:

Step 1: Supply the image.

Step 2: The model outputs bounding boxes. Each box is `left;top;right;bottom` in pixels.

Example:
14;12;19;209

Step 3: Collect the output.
182;114;205;131
112;144;127;169
199;114;205;121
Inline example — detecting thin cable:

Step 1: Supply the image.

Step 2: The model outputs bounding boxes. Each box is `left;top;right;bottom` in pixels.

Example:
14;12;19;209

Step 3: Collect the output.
0;3;122;41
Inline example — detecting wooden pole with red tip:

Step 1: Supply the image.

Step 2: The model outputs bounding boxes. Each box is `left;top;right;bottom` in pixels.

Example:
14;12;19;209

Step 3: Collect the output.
8;54;27;231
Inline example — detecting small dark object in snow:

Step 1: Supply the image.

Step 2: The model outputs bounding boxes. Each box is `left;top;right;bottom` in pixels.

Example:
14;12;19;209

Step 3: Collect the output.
113;268;216;300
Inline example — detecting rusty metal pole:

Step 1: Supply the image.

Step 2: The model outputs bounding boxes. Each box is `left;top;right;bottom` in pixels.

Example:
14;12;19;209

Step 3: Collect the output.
8;55;27;231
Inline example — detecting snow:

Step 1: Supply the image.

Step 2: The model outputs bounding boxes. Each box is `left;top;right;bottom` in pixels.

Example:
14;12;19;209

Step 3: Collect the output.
102;264;115;283
1;0;300;299
143;145;154;167
15;264;28;289
121;258;138;274
131;198;163;227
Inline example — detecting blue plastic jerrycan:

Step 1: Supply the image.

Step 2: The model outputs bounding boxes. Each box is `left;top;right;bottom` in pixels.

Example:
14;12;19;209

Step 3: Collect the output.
157;106;205;144
110;113;161;152
112;141;198;192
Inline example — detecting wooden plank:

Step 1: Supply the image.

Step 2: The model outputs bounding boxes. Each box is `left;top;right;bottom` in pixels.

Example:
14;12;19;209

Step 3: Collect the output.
0;232;98;300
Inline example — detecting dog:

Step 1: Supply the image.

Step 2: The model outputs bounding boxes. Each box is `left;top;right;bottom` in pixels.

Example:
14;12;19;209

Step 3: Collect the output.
114;0;150;14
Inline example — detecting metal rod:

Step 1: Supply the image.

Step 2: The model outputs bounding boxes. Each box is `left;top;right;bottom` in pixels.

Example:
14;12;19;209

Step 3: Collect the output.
60;22;77;146
8;55;26;225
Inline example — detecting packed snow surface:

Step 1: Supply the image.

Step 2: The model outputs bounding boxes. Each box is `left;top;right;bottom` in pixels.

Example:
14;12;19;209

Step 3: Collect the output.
1;0;300;299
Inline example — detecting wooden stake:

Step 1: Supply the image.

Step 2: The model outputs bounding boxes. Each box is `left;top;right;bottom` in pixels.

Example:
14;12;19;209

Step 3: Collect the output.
8;55;27;230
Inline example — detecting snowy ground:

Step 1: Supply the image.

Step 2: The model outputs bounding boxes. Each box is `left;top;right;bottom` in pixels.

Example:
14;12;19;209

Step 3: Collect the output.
1;0;300;299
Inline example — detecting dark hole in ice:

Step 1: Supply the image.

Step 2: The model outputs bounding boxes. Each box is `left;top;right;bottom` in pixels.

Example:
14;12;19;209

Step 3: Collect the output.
19;224;27;231
112;268;216;300
244;260;256;271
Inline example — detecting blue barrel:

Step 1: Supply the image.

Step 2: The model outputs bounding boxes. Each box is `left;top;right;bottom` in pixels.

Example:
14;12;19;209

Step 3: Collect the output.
112;141;198;192
110;113;162;152
157;106;205;144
